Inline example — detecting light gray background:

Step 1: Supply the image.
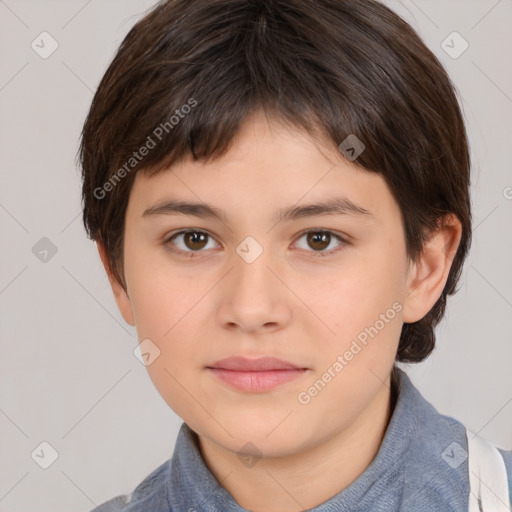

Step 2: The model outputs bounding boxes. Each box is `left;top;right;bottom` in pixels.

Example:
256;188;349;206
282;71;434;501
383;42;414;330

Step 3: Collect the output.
0;0;511;510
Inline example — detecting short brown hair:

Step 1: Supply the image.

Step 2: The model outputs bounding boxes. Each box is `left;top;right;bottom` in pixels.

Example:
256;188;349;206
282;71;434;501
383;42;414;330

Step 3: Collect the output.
79;0;472;363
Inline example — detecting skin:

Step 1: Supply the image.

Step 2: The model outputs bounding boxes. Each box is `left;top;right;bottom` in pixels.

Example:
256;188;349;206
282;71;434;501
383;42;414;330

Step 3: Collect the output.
98;110;462;512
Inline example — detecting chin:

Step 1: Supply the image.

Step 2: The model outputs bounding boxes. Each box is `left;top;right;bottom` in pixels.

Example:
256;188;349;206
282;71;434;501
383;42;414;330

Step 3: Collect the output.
200;418;312;458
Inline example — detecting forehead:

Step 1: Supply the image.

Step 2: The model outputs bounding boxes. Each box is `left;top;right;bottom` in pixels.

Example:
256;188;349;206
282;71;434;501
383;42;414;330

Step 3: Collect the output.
127;111;399;225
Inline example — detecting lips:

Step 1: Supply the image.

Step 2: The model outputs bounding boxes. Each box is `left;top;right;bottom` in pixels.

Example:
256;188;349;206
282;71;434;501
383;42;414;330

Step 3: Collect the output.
206;356;308;392
207;356;305;372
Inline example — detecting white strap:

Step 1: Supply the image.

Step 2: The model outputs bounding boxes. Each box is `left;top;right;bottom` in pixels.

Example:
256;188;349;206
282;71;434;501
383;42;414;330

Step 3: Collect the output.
466;429;510;512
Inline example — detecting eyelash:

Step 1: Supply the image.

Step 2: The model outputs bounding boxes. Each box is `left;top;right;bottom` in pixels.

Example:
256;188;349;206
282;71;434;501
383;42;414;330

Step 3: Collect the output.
162;229;348;258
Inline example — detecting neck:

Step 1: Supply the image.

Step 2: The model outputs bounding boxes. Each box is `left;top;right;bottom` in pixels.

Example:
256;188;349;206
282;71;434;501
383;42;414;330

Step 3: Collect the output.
197;375;396;512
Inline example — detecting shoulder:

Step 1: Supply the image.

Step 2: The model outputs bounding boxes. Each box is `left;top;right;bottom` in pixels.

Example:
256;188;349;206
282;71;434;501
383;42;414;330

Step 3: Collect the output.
89;493;133;512
88;458;171;512
390;370;503;509
497;446;512;508
404;375;512;509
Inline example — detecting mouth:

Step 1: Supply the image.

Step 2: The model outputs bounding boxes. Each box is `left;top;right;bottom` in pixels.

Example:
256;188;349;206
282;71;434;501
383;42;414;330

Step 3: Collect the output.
206;356;308;392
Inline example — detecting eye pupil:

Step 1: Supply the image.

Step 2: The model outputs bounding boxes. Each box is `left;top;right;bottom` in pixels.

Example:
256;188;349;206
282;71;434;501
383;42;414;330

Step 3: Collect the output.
185;231;208;250
169;230;340;255
307;232;330;251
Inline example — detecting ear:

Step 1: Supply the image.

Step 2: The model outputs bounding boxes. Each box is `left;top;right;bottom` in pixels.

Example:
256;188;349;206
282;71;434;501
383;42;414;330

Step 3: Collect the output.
402;214;462;323
97;242;135;326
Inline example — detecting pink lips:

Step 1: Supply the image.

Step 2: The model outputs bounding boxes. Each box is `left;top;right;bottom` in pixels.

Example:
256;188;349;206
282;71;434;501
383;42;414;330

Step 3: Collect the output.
206;356;308;392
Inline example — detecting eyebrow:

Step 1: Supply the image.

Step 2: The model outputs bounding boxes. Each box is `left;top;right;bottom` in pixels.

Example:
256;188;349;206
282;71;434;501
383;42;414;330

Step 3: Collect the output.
142;197;374;224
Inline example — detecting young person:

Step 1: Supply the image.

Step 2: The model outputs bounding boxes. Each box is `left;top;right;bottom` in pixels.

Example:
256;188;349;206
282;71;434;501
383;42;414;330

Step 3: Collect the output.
80;0;512;510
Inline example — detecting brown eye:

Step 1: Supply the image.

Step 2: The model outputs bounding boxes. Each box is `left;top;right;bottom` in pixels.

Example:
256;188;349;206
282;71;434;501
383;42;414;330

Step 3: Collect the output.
306;231;331;251
295;230;346;255
183;231;208;250
165;230;218;253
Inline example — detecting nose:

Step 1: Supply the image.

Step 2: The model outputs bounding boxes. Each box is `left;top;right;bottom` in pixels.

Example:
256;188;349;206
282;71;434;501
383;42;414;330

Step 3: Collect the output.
216;243;292;334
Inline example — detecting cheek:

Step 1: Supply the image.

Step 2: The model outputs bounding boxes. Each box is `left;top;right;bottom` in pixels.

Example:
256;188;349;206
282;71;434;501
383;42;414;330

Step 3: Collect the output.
322;263;398;328
123;242;190;335
124;261;206;415
314;250;405;362
124;250;210;367
128;276;173;338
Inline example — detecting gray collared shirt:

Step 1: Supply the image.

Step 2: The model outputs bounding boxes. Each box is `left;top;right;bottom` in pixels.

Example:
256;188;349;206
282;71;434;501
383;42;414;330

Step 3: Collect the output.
91;368;512;511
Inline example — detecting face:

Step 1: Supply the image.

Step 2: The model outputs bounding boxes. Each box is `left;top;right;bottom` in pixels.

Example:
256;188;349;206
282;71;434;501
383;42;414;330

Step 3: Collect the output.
112;111;412;458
